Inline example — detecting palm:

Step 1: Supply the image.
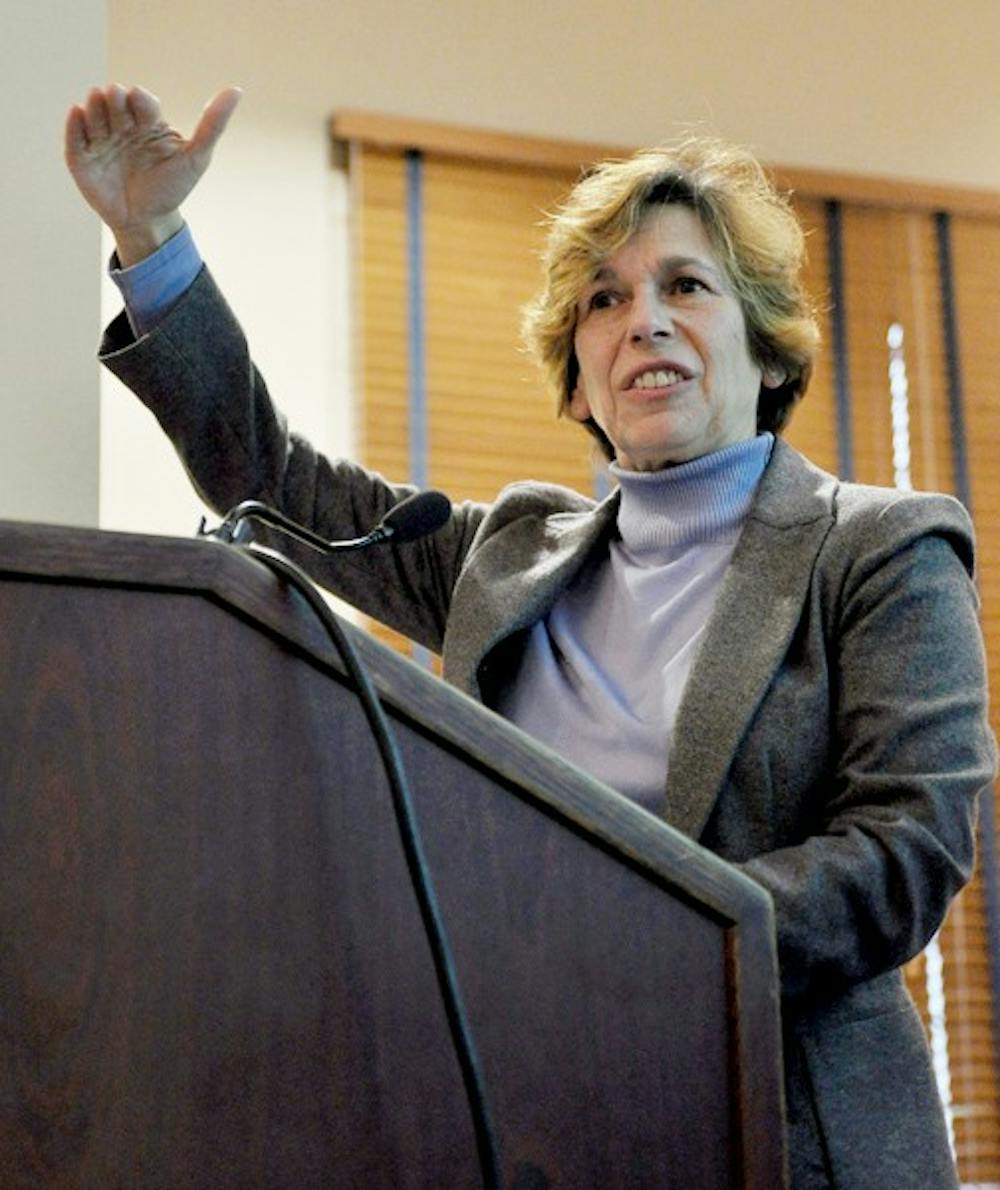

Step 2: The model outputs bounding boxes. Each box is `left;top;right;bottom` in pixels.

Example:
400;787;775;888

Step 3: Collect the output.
77;126;199;229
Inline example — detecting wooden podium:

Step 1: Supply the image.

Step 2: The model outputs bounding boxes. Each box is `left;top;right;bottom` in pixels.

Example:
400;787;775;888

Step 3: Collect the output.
0;521;786;1189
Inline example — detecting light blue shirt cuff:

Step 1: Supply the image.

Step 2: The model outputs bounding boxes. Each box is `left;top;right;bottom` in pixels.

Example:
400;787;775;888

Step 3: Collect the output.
109;223;202;337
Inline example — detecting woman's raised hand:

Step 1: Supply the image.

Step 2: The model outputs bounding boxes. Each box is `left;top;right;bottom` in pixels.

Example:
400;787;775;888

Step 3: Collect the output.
64;84;242;265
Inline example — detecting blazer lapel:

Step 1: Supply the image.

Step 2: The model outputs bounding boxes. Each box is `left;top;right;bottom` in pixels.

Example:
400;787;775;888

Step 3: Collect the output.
664;441;837;839
445;493;620;699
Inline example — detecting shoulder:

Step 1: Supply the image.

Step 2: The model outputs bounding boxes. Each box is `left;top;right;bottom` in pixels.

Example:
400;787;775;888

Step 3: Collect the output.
764;440;976;579
453;478;613;582
830;478;975;579
473;478;600;534
493;477;598;515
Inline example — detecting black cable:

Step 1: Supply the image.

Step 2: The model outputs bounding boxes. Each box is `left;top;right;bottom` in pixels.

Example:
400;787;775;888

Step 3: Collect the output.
243;542;503;1189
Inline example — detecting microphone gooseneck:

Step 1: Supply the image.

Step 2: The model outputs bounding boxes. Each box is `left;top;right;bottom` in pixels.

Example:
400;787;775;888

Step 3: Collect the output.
204;489;453;553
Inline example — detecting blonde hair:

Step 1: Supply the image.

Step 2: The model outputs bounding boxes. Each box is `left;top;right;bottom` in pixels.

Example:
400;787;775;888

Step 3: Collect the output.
521;137;821;459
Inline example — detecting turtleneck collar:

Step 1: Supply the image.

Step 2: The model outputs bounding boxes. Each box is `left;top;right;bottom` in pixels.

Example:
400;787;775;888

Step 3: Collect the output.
610;433;774;552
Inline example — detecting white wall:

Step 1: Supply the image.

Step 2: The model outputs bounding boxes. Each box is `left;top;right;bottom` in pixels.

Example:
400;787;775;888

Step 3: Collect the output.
2;0;105;527
89;0;1000;534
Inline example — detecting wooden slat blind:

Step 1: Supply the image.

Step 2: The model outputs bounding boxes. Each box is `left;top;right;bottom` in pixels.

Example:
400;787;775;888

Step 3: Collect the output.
951;215;1000;1179
782;197;839;476
343;120;1000;1185
349;146;416;657
422;155;592;499
351;145;409;482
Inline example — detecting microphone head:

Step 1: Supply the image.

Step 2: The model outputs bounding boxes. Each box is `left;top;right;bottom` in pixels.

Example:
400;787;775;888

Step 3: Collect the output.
380;490;453;544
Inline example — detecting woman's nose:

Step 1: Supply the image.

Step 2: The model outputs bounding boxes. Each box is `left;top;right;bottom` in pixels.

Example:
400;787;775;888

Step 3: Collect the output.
628;285;673;343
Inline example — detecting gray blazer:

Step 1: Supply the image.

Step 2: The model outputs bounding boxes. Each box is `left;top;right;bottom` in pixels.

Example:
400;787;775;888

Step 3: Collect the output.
102;268;996;1188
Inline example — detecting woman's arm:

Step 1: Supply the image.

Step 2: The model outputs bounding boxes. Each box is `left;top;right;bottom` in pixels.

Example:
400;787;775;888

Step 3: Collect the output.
100;264;487;651
736;499;995;1002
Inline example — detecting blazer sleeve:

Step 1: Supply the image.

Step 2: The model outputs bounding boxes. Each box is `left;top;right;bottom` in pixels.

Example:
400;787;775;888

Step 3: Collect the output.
99;266;487;652
735;494;996;1002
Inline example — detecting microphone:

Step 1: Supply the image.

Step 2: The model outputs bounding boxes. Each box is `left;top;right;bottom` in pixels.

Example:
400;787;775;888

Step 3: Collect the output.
204;490;453;554
378;490;452;545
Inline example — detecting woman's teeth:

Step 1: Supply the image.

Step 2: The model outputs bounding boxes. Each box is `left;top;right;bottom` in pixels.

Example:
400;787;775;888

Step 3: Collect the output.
633;369;682;389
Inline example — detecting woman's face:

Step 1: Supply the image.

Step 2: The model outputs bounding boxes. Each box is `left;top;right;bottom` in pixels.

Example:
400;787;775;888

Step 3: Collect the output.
569;203;781;470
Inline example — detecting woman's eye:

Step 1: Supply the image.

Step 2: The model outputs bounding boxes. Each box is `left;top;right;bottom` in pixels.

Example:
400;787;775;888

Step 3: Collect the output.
588;290;618;310
672;276;708;295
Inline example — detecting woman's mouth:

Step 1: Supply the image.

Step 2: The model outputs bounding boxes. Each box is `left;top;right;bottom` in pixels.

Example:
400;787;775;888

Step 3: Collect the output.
628;368;686;391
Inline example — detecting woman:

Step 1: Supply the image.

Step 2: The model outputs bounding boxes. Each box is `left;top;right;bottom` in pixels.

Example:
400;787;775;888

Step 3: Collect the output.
67;84;995;1188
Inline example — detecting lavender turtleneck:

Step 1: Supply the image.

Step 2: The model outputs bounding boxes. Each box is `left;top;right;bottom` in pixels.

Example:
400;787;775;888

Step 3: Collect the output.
495;434;774;816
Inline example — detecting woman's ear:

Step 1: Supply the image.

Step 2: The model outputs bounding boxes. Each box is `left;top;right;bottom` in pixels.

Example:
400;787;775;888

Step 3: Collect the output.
762;363;787;390
567;380;591;423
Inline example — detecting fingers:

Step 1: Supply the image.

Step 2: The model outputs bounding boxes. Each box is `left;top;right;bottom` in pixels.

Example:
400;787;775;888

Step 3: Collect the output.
83;87;111;142
125;85;163;130
106;83;135;135
188;87;242;167
64;105;90;161
64;88;116;167
69;83;152;148
66;82;240;177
